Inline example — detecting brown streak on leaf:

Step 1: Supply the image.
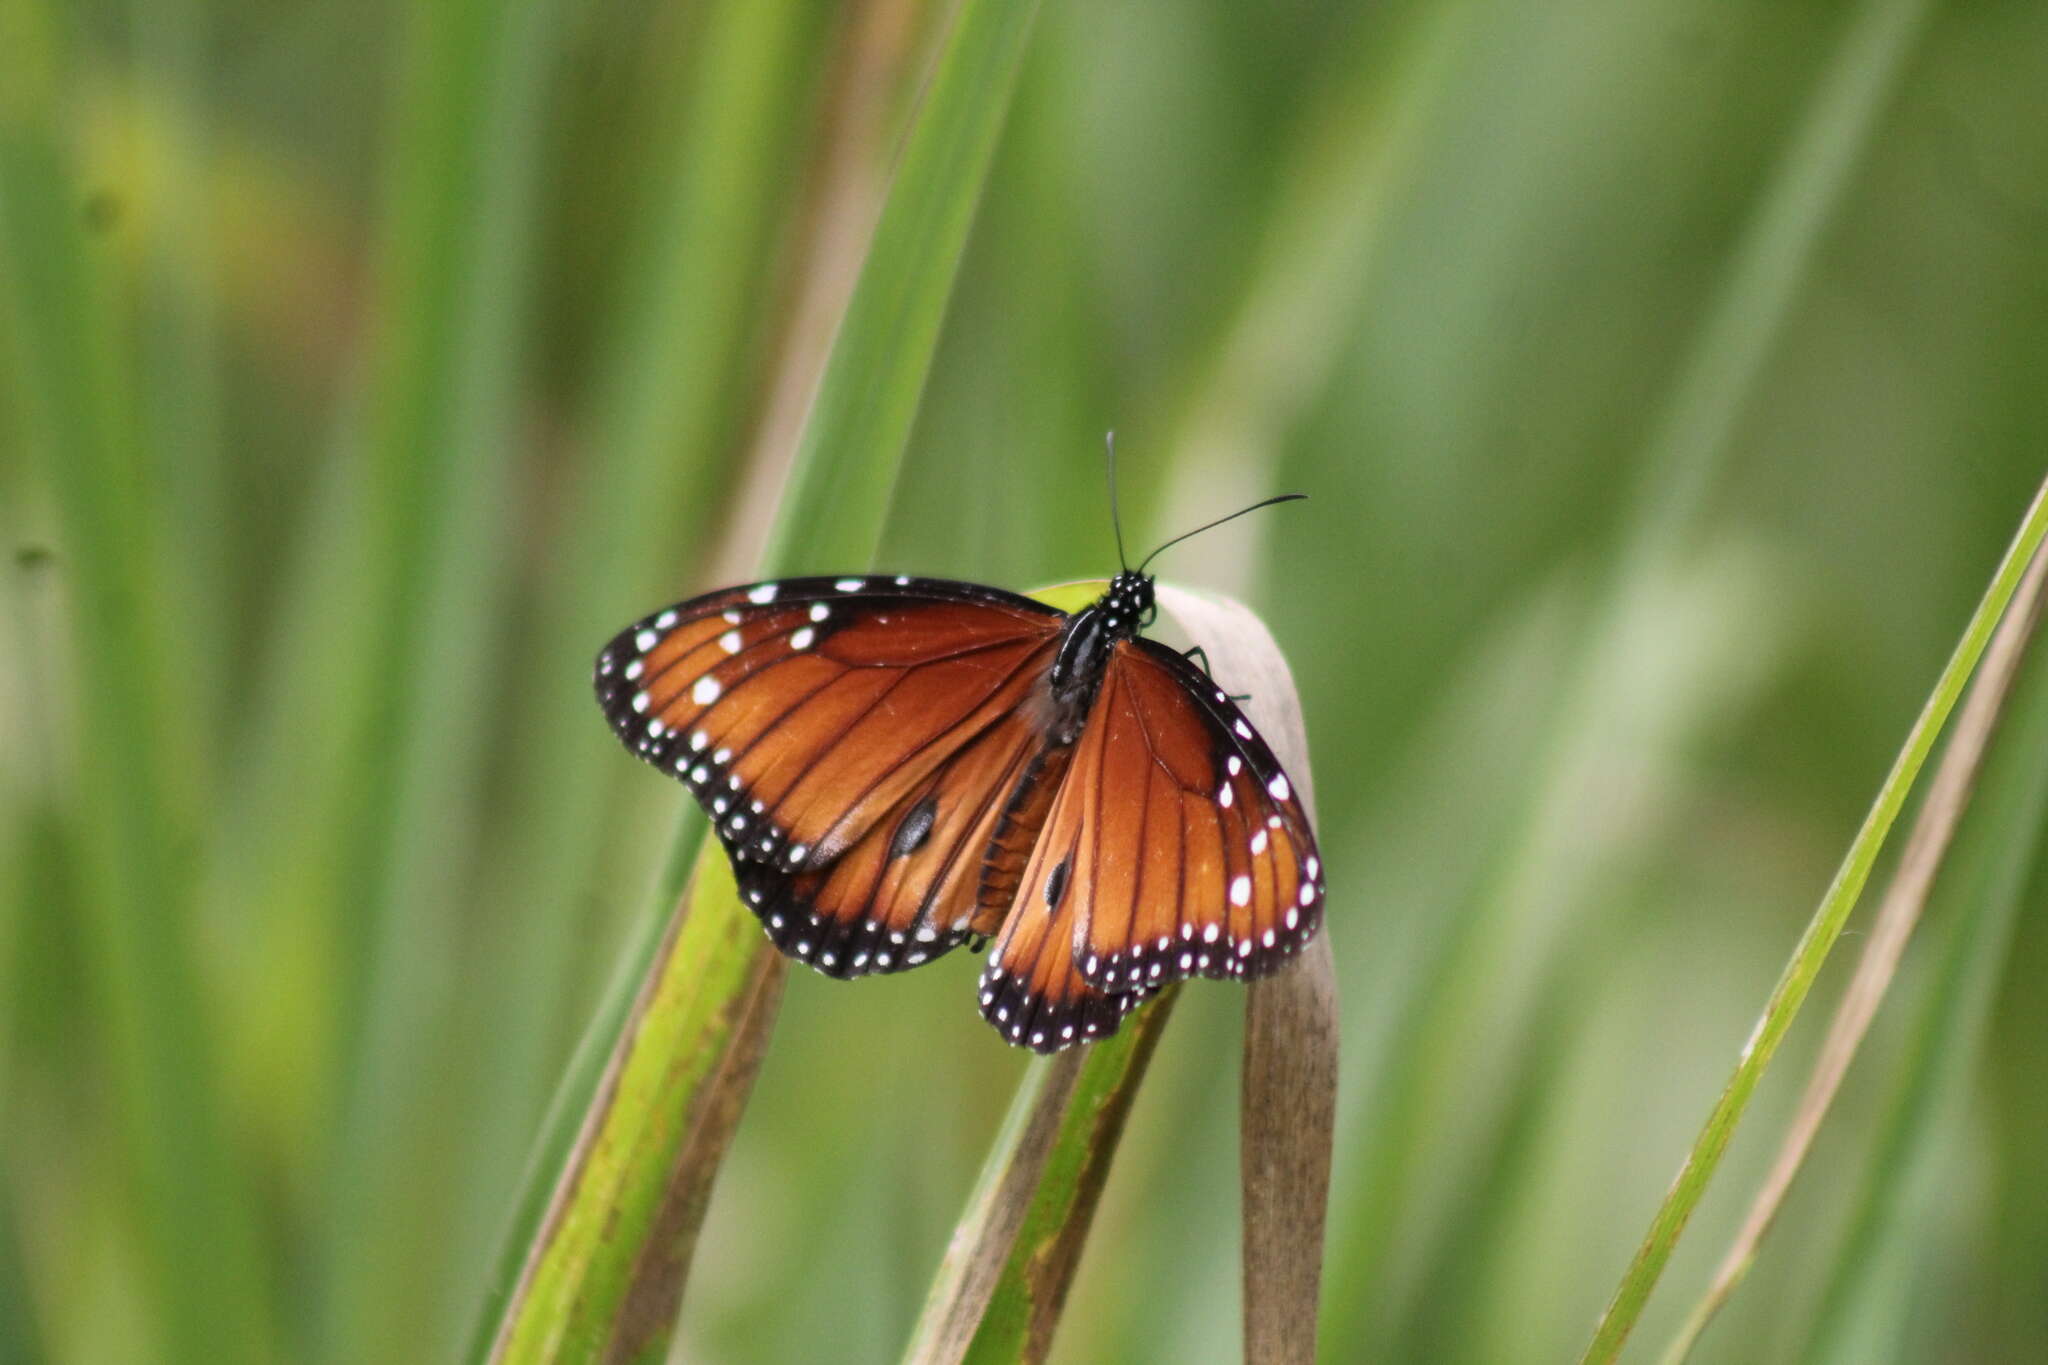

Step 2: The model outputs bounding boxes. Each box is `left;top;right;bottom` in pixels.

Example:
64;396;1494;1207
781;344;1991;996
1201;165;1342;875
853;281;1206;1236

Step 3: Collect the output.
604;947;788;1363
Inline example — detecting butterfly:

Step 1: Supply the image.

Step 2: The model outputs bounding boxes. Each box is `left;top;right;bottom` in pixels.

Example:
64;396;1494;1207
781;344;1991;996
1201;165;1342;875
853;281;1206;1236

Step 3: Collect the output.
592;490;1324;1053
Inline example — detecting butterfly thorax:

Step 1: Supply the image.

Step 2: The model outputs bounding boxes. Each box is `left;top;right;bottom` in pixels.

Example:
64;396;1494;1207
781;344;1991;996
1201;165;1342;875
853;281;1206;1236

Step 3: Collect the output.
1045;571;1154;743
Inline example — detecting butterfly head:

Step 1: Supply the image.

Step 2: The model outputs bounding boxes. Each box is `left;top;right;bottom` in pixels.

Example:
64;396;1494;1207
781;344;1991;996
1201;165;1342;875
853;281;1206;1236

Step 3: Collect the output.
1097;570;1156;639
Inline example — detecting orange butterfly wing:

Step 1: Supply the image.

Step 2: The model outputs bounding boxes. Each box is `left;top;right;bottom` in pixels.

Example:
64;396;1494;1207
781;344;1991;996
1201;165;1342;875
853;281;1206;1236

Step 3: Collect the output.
979;638;1323;1051
733;698;1053;976
595;576;1066;975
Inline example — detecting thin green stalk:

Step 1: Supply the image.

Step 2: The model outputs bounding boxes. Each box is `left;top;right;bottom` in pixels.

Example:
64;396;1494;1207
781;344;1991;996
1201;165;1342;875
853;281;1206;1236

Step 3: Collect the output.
0;2;267;1358
1659;535;2048;1361
126;0;231;765
476;4;1044;1357
1580;473;2048;1362
1329;0;1940;1346
947;993;1180;1365
458;0;828;1299
763;0;1044;573
315;0;565;1355
1799;610;2048;1364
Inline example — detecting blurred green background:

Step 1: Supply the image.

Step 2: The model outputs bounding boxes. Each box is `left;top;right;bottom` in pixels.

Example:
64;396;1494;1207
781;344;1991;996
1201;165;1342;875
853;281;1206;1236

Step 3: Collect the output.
5;0;2048;1361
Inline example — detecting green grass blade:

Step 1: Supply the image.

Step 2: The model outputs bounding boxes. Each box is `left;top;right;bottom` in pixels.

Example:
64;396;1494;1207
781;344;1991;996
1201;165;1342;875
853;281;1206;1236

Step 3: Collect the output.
123;0;231;765
916;993;1180;1365
1659;540;2048;1361
1327;0;1942;1348
477;5;1045;1358
1579;475;2048;1362
310;0;567;1354
0;3;268;1359
455;0;828;1301
1797;586;2048;1363
763;0;1044;573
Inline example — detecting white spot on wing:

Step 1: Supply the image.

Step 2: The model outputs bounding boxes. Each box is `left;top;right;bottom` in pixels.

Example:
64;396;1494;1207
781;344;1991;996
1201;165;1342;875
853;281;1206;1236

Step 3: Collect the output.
835;578;864;592
719;630;742;654
809;602;830;622
747;583;778;603
693;676;721;704
635;629;658;652
790;626;815;650
1251;829;1268;855
1229;874;1251;906
630;691;650;714
1267;774;1290;801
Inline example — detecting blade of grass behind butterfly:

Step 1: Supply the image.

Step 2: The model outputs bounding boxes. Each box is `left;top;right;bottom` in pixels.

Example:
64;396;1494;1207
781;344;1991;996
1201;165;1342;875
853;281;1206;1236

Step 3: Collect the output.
1173;587;1339;1365
479;4;1046;1360
1579;471;2048;1363
305;0;571;1355
1790;591;2048;1363
0;3;269;1359
122;0;232;758
452;0;830;1306
1327;0;1942;1349
1656;531;2048;1362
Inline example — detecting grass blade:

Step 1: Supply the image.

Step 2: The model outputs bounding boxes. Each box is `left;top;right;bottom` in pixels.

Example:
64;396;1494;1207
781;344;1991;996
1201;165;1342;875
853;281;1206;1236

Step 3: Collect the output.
455;0;829;1292
1799;577;2048;1364
1661;532;2048;1361
0;3;267;1358
1579;473;2048;1362
763;0;1044;573
479;4;1045;1357
907;991;1180;1365
309;0;569;1354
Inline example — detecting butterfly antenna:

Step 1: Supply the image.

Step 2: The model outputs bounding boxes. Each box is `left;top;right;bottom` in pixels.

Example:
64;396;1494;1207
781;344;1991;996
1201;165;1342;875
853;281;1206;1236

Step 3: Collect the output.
1136;493;1307;573
1106;431;1130;572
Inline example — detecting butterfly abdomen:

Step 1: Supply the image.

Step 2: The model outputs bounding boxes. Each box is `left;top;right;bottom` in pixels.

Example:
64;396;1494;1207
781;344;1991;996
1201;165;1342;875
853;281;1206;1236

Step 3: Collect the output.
974;745;1075;934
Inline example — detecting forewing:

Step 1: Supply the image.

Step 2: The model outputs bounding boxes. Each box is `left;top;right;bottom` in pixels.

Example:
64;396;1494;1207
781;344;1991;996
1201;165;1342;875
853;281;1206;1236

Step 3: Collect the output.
594;575;1064;875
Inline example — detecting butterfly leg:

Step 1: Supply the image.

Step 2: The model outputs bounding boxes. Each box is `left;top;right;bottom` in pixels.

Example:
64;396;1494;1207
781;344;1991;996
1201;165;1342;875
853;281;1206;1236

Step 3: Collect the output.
1181;645;1251;702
